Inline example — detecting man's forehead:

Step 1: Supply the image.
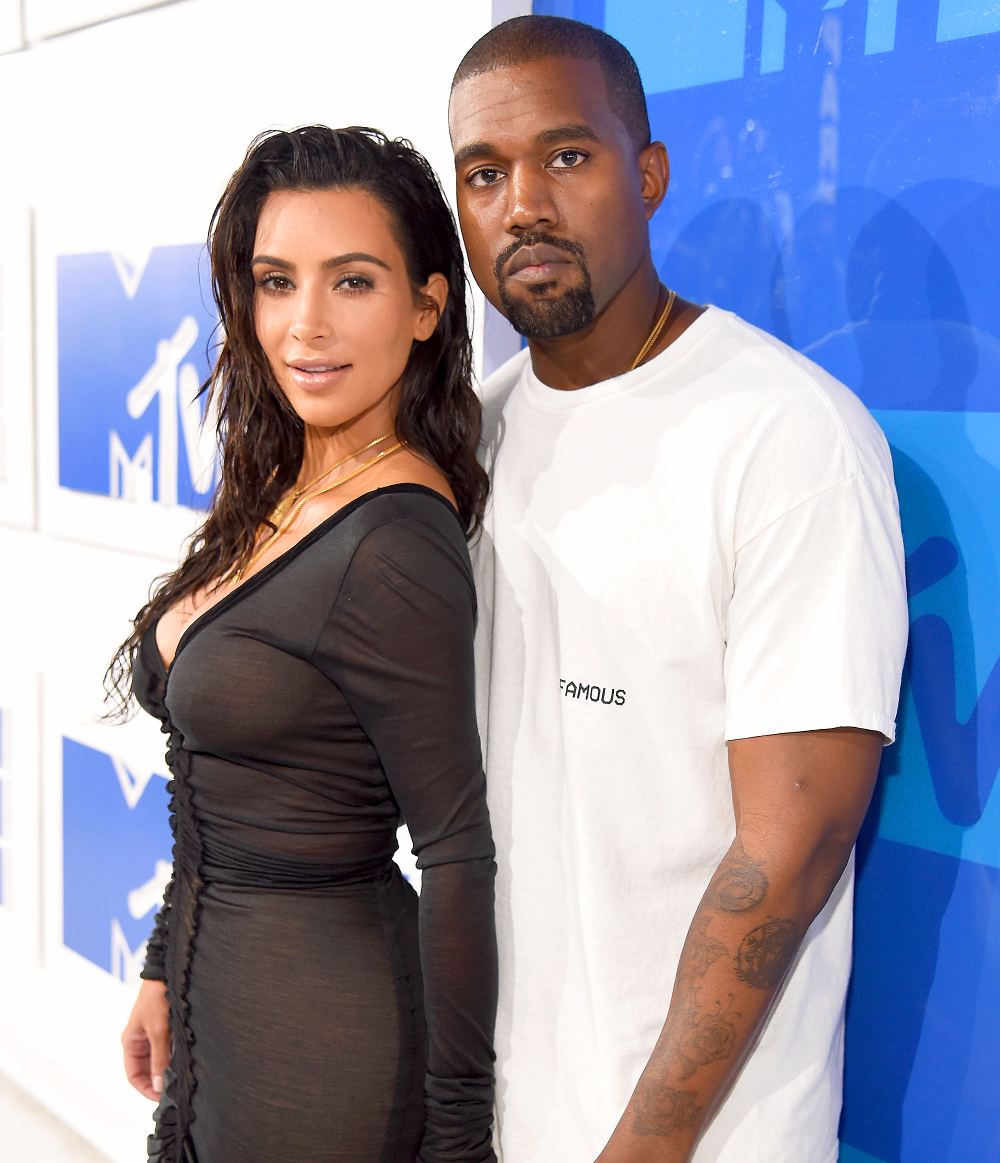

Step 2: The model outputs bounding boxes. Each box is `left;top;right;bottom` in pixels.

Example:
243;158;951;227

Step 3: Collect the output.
449;57;613;152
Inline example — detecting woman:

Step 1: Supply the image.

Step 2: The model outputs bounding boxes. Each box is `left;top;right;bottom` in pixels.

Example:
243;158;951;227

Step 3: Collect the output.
110;126;497;1163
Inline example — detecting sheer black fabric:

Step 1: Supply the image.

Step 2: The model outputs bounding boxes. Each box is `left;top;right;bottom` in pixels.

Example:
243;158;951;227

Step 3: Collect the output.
133;486;497;1163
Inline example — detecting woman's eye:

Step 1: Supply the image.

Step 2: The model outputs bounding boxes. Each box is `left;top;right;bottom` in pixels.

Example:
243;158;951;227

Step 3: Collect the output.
550;150;587;169
337;274;374;293
468;167;503;188
257;273;292;294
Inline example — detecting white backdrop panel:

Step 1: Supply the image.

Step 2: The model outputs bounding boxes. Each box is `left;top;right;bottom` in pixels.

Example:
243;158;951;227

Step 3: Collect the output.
25;0;179;40
0;207;35;529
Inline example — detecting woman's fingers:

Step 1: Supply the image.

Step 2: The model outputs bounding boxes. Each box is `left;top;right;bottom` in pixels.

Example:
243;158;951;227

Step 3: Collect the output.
122;1025;158;1100
122;981;171;1101
148;1018;171;1100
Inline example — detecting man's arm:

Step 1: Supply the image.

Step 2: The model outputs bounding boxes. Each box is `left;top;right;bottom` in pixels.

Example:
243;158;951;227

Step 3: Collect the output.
596;726;883;1163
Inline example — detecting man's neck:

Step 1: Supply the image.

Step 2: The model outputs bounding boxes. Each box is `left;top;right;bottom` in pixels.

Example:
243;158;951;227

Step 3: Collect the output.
526;259;663;390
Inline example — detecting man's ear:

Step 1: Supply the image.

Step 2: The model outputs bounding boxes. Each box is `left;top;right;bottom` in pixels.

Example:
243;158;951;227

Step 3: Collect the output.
638;141;669;221
414;272;450;340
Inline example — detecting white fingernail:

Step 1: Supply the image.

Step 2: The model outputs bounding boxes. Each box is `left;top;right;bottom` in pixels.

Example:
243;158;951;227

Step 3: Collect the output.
153;1075;163;1094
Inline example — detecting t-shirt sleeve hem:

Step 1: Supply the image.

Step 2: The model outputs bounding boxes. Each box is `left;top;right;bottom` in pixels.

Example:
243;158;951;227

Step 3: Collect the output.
725;706;897;745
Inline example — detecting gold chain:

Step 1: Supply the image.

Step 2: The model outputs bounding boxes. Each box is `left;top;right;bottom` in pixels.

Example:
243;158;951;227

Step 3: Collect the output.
235;439;407;581
270;429;395;524
629;287;677;371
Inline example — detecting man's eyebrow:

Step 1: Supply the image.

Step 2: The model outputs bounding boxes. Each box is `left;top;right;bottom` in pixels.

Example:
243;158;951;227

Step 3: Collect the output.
251;252;391;271
454;123;602;167
536;123;601;147
453;141;496;167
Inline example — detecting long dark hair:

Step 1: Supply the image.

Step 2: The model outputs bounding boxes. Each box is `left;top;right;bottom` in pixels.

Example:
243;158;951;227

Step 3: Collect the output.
105;125;487;716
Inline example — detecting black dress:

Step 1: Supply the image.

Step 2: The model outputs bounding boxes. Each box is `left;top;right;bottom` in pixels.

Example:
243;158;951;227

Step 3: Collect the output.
133;486;497;1163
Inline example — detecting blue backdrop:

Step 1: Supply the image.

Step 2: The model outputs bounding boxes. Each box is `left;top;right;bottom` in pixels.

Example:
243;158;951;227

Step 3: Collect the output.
532;2;1000;1160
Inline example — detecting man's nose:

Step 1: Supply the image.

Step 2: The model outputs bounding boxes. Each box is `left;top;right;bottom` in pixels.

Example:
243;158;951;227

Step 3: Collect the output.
503;163;559;234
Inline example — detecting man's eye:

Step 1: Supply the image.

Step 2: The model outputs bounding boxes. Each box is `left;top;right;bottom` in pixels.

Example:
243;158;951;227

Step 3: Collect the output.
550;150;587;169
469;168;503;188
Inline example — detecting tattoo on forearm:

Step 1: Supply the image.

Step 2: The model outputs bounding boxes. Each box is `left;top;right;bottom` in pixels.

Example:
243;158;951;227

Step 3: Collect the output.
625;847;801;1145
675;988;740;1080
633;1083;700;1138
734;918;799;988
707;843;768;913
683;915;728;978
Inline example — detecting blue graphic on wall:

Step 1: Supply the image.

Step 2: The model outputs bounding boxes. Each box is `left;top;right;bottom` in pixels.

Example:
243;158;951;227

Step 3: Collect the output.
531;2;1000;1160
56;244;219;510
62;738;172;982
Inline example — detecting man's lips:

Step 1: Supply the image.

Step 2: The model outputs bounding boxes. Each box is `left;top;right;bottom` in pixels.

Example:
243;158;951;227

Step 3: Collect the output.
504;243;577;282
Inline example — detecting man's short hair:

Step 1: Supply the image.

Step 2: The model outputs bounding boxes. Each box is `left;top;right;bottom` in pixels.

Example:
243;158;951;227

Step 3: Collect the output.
451;15;651;151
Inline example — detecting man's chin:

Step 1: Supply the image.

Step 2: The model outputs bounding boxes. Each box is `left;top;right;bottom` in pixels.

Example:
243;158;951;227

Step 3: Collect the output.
498;284;597;341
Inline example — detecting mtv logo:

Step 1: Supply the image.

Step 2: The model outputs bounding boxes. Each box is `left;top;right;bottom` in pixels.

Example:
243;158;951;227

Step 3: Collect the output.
56;244;219;511
62;738;172;981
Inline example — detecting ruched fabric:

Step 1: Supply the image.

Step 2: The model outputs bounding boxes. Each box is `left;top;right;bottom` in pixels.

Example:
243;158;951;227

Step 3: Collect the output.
134;486;497;1163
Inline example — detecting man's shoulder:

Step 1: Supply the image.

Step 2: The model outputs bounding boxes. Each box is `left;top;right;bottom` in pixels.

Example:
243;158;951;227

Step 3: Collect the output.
477;347;531;441
479;346;531;404
702;308;888;459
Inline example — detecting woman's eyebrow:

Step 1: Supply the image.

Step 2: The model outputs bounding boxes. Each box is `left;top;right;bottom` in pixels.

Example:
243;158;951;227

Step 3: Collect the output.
251;252;392;271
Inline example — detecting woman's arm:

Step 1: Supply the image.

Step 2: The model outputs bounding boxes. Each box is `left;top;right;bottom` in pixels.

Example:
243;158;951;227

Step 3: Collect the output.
122;877;174;1099
122;978;171;1100
312;513;498;1163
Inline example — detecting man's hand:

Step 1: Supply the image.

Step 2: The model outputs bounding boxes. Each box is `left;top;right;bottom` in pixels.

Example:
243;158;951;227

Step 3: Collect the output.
122;978;171;1101
595;726;883;1162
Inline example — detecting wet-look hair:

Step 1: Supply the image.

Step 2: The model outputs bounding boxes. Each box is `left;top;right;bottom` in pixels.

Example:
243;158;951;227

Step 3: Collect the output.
105;125;487;717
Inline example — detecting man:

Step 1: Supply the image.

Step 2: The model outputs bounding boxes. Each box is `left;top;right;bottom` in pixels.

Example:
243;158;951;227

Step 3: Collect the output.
449;15;907;1163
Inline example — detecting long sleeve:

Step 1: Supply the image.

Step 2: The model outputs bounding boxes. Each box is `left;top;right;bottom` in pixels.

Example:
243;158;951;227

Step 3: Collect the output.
311;513;498;1162
139;874;174;981
133;632;175;984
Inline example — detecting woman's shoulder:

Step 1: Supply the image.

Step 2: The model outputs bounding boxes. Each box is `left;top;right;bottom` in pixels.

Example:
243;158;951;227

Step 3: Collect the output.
330;485;473;599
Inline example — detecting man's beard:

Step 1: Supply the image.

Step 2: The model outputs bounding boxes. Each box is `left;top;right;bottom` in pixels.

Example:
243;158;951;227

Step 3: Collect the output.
494;234;596;340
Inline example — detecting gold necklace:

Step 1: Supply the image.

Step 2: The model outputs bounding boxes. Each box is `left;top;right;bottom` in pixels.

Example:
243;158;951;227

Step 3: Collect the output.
629;287;678;371
270;430;395;524
235;439;407;581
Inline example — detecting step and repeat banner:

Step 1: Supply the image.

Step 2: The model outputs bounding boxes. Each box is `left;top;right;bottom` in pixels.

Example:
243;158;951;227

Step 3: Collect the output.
1;1;994;1160
532;1;999;1160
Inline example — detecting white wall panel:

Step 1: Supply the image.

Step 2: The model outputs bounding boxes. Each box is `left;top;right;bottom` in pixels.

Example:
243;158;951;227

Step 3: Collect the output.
25;0;180;40
0;668;41;960
0;1;22;54
0;208;35;528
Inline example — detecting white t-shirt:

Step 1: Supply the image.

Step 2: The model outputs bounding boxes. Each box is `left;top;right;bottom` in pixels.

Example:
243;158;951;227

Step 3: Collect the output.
473;306;907;1163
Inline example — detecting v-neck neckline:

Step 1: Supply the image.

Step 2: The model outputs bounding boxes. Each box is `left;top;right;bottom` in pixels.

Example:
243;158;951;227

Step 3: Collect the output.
150;484;459;680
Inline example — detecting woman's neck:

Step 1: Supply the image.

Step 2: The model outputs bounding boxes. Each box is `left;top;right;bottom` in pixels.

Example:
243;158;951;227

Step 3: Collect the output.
297;418;398;486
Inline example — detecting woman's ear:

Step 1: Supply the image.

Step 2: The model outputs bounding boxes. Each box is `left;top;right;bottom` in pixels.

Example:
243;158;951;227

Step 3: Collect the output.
414;272;449;341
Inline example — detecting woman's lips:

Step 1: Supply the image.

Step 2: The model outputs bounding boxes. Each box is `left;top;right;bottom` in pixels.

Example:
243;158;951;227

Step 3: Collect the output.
287;364;351;390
